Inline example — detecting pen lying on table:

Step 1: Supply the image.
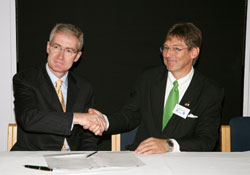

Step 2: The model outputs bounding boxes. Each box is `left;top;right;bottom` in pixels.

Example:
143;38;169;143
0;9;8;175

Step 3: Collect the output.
86;151;98;158
24;165;53;171
24;152;98;171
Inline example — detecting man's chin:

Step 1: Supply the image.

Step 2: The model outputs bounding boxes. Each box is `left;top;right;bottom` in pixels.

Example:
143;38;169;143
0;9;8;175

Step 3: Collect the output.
53;65;67;72
166;65;176;71
51;67;67;74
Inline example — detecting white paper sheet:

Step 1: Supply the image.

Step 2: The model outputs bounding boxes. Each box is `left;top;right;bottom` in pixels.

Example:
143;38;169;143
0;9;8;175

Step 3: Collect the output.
44;151;145;172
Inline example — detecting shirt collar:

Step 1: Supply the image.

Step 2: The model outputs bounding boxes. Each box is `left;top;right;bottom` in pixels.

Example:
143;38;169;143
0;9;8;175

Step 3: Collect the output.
45;63;68;88
168;67;194;86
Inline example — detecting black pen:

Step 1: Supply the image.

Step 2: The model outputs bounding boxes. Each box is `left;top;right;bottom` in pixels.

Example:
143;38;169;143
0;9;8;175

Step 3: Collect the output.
24;165;53;171
86;151;98;158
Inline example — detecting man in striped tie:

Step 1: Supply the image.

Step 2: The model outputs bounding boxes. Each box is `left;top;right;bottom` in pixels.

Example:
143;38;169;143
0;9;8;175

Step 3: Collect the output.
12;23;106;151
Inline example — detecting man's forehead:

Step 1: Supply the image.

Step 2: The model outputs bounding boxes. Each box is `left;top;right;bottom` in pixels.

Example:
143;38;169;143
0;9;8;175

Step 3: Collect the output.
53;32;77;40
51;32;79;48
164;36;186;45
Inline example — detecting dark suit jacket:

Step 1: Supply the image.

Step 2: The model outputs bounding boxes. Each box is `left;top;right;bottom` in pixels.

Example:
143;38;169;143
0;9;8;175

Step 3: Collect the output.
11;65;98;151
108;65;224;151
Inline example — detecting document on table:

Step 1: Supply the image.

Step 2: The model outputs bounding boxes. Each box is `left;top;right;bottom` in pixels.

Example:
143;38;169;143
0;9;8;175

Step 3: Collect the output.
44;151;145;171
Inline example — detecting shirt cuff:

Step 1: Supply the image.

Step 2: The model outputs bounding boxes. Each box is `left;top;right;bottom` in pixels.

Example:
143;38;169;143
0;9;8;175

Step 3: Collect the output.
103;114;109;131
170;139;181;152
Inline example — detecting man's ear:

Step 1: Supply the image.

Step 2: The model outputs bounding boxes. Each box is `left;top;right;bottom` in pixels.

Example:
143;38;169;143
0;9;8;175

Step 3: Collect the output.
74;51;82;62
46;41;50;54
190;47;200;59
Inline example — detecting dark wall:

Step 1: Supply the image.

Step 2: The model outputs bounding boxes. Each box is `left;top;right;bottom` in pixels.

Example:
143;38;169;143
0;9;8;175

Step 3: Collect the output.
16;0;247;150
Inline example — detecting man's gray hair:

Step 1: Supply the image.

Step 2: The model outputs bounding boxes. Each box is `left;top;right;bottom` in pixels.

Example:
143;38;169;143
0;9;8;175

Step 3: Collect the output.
49;23;84;51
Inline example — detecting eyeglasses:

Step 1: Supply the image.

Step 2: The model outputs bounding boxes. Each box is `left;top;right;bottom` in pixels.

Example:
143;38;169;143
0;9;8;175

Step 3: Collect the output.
50;43;78;57
160;46;189;53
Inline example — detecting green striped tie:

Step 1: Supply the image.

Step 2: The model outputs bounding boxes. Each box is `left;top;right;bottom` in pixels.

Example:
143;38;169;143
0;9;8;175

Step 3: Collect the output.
162;80;179;130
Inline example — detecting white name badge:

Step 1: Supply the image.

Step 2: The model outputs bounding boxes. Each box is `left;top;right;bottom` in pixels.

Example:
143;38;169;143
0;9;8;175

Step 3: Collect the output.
173;104;190;119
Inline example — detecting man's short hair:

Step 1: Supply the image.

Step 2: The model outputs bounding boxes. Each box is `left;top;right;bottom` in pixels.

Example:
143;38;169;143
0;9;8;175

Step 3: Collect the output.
49;23;84;51
166;23;202;49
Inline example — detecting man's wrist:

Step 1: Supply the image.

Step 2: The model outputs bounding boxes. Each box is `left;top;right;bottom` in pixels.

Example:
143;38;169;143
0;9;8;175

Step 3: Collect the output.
73;113;78;124
166;139;174;152
73;113;84;125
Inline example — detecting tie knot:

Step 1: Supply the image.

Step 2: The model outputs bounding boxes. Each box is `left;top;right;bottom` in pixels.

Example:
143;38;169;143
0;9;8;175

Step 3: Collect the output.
56;80;63;90
173;80;178;88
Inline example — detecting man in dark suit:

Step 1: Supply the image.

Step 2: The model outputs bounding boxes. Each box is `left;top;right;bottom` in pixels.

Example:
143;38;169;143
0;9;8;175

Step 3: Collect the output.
91;22;224;154
12;23;105;151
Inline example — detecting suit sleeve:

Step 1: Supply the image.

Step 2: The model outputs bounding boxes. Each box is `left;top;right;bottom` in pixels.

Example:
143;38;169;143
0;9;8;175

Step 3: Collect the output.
13;74;73;136
106;75;142;134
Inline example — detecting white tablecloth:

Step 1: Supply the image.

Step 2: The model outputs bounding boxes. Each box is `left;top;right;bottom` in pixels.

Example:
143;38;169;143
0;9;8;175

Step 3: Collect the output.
0;151;250;175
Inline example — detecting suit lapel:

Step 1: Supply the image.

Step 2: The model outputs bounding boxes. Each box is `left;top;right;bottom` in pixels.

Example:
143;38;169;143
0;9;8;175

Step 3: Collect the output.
66;73;79;112
179;71;201;110
38;66;63;111
150;68;168;132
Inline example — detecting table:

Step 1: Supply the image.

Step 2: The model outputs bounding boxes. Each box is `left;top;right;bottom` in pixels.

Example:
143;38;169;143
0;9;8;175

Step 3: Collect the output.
0;151;250;175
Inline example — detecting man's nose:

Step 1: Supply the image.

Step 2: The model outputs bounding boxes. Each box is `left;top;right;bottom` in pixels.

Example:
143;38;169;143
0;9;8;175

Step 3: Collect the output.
58;49;65;58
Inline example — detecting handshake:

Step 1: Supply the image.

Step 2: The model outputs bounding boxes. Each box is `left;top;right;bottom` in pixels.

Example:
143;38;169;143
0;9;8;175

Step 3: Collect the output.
73;108;107;136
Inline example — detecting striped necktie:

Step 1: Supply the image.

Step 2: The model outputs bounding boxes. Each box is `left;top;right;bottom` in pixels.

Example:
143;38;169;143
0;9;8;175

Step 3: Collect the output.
55;80;67;151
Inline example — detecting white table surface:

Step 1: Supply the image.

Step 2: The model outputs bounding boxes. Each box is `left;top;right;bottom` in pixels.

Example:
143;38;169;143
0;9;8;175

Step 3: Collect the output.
0;151;250;175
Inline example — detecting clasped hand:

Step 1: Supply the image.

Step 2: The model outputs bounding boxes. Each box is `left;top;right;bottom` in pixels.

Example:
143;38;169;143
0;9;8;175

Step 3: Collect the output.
73;108;106;136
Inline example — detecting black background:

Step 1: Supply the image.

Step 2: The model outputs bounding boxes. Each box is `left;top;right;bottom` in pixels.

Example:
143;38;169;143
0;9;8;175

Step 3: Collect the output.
16;0;247;150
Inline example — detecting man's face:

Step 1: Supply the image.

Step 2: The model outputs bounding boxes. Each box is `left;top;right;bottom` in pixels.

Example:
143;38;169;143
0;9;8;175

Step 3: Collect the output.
162;37;199;79
46;32;82;78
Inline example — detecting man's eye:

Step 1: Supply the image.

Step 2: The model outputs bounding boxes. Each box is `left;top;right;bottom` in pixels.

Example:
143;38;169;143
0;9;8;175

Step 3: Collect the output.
175;47;181;51
53;45;60;49
66;49;74;53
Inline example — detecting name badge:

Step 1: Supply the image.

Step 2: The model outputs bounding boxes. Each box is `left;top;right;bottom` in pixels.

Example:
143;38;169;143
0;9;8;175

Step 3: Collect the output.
173;104;190;119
